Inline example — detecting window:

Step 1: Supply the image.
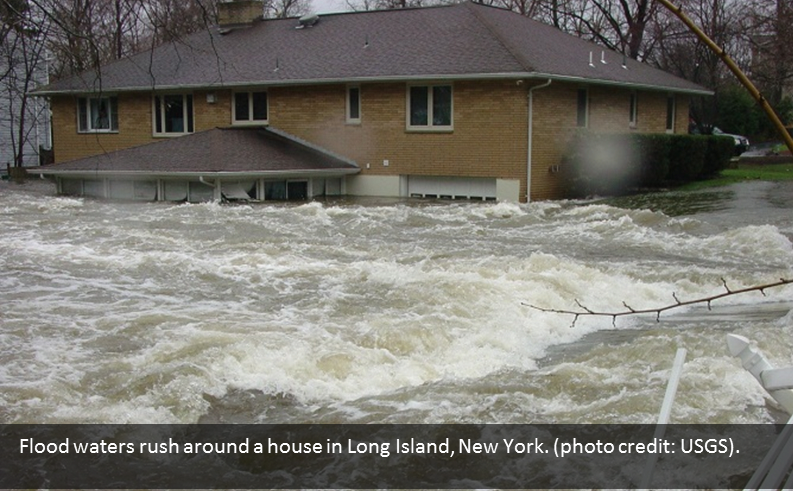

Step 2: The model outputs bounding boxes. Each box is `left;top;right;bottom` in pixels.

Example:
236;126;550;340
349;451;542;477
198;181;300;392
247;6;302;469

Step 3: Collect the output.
154;94;194;135
233;91;268;124
629;92;638;128
576;88;588;128
77;96;118;132
264;180;307;201
407;84;452;129
347;86;361;123
666;95;676;133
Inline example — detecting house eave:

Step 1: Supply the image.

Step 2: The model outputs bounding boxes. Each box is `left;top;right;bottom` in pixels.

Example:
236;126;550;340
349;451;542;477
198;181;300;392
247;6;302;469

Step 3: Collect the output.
30;72;711;96
531;72;714;96
33;168;361;179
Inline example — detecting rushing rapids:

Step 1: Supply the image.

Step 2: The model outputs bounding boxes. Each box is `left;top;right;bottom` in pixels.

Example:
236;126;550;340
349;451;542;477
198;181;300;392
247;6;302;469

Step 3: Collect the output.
0;180;791;425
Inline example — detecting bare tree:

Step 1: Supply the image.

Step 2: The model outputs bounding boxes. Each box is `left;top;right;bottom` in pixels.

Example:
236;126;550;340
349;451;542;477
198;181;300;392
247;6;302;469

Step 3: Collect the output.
744;0;793;106
345;0;435;11
264;0;311;17
1;0;52;169
651;0;751;127
542;0;660;60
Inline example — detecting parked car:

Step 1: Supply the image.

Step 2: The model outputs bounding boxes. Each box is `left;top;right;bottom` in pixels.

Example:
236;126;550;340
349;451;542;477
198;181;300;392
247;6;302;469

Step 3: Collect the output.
712;127;750;155
689;123;750;155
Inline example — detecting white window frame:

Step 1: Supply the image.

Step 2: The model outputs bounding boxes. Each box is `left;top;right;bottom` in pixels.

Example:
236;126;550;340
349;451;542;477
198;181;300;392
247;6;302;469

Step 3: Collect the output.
665;94;676;133
232;90;269;125
346;85;361;124
406;83;453;132
153;93;194;136
77;96;118;133
576;88;589;128
629;91;638;129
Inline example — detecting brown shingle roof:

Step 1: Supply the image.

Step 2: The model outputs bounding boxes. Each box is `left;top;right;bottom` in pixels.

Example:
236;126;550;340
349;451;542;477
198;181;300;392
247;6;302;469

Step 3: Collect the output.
34;127;360;176
36;2;709;95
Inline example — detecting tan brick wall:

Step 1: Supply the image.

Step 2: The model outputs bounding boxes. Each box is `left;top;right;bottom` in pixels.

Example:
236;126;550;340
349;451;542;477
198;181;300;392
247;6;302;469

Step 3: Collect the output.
52;93;155;163
52;90;237;162
269;81;529;197
528;84;691;200
51;80;690;201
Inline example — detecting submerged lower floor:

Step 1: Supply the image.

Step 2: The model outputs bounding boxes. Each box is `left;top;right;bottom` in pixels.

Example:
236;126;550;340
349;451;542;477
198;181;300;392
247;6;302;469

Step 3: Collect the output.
50;174;522;202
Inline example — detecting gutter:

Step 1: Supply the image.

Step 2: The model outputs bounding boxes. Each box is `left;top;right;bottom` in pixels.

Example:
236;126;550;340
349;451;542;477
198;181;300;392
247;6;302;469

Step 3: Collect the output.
32;168;361;179
30;72;712;97
527;79;552;203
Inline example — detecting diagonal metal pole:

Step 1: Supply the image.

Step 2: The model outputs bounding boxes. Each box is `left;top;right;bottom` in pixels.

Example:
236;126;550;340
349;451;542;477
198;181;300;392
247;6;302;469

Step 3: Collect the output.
656;0;793;156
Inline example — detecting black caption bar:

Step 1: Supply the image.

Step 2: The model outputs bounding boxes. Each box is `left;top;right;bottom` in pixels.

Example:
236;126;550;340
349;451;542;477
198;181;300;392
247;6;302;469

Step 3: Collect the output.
0;424;783;489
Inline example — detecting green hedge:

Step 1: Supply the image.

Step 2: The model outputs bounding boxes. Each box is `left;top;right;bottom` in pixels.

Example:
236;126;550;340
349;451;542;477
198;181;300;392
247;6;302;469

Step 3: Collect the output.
667;135;708;182
702;135;736;177
561;132;733;197
634;134;670;187
561;132;639;197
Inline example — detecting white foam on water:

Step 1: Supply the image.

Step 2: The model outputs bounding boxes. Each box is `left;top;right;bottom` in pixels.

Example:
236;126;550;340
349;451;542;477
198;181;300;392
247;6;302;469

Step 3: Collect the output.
1;187;792;423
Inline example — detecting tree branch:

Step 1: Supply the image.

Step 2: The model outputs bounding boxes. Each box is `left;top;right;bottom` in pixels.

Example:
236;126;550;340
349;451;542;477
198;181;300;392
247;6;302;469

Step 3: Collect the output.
522;277;793;328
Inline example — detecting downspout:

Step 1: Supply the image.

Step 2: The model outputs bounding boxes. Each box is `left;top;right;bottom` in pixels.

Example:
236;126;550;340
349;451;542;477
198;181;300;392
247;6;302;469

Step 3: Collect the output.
199;175;222;202
527;79;552;203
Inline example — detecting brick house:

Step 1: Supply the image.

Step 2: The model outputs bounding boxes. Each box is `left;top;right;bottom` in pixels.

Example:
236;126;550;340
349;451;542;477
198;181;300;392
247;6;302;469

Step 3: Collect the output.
32;0;709;202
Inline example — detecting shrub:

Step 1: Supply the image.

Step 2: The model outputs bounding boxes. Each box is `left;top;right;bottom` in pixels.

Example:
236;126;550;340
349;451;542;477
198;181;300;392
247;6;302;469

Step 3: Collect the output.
561;132;641;197
667;135;708;182
561;132;727;197
702;135;735;178
717;86;761;137
633;134;671;187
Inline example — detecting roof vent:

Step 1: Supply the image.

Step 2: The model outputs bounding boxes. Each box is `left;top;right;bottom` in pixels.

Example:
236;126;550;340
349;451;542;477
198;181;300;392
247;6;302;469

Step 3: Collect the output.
296;13;319;28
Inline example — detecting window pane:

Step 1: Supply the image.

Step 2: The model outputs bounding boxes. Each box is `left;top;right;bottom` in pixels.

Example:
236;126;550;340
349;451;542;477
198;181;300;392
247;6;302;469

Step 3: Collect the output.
577;89;588;127
235;93;249;121
265;181;287;200
410;86;428;126
186;95;194;132
164;95;184;133
78;98;88;132
252;92;268;121
432;85;452;126
110;97;119;131
287;181;308;200
90;98;110;130
154;96;162;133
348;87;360;120
666;96;675;131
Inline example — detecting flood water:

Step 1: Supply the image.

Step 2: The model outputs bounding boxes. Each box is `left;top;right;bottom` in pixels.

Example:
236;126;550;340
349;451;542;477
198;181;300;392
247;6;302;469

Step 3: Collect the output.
1;180;792;425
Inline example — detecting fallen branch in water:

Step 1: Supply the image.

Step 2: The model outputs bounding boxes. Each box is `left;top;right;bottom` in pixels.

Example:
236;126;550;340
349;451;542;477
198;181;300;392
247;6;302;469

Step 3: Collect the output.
522;277;793;328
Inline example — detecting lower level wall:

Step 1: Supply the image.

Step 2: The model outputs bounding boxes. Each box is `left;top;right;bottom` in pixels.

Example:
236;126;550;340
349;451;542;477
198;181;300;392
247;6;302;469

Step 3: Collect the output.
54;176;344;202
346;175;521;202
55;174;522;203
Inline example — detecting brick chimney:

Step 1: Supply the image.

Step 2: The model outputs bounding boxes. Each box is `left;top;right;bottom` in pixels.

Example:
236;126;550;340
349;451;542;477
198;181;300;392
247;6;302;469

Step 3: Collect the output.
217;0;263;32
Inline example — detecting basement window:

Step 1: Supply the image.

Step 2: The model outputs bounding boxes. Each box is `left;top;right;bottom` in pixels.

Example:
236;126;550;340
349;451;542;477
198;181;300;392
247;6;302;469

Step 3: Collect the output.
233;91;268;124
154;94;194;135
264;180;308;201
77;96;118;132
407;84;452;130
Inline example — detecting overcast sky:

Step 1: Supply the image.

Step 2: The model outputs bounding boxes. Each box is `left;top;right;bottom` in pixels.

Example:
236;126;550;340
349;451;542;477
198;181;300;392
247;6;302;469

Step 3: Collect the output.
310;0;352;14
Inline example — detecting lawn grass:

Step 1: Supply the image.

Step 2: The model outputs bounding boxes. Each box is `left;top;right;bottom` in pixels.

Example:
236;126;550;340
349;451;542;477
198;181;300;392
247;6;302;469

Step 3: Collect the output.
677;162;793;191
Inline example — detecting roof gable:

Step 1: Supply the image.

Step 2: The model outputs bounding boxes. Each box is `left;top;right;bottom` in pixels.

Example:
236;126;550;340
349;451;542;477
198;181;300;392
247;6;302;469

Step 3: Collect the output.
36;2;708;95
